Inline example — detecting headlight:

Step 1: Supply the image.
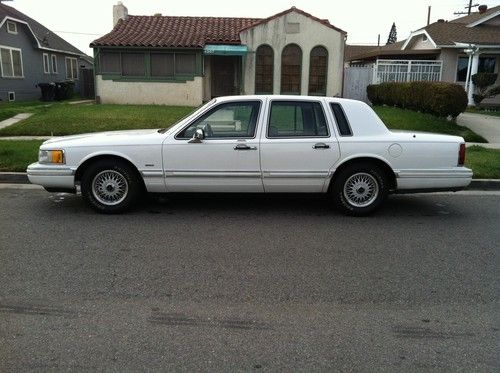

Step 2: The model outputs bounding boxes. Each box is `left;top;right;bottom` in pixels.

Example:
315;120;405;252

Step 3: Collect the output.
39;149;65;164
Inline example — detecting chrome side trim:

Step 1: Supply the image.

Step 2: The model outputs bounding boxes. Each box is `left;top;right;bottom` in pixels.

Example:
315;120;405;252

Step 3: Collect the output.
262;171;329;178
27;166;75;177
396;169;473;179
140;170;164;178
164;171;261;178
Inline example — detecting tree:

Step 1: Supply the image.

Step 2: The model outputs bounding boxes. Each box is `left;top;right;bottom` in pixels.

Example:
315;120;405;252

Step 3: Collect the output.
472;73;500;106
386;23;397;45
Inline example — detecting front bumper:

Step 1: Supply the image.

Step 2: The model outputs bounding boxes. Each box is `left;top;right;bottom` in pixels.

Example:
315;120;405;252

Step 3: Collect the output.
27;162;76;191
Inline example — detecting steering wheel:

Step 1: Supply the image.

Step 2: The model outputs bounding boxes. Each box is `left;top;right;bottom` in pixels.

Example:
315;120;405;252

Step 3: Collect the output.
203;123;213;138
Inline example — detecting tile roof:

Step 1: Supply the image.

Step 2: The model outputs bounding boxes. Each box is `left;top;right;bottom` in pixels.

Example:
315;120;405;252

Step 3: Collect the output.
91;15;262;48
91;7;346;48
0;3;84;55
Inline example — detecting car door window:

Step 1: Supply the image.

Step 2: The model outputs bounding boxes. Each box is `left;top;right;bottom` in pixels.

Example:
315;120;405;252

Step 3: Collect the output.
177;101;261;139
267;101;328;138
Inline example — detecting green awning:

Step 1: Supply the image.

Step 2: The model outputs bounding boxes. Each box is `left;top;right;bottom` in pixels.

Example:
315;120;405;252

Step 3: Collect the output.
203;45;247;56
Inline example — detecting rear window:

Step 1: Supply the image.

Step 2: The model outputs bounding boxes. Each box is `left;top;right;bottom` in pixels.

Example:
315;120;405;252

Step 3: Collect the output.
330;103;352;136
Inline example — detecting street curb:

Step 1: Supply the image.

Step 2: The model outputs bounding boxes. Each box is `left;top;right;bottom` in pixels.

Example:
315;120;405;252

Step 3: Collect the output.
0;172;499;190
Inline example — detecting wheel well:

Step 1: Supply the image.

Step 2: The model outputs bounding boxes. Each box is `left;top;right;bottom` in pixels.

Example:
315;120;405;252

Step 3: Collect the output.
329;157;397;191
74;155;146;190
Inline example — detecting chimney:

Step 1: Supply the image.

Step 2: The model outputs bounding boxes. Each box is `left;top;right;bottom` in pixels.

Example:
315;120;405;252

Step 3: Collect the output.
113;1;128;27
478;5;488;14
437;19;445;23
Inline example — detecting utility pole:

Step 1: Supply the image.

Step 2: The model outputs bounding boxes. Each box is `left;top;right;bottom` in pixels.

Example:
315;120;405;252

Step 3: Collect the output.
427;6;431;25
454;0;479;16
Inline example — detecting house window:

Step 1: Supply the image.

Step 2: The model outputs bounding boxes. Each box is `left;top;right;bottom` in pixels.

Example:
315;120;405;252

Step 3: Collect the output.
43;53;50;74
268;101;328;138
255;45;273;94
151;53;174;77
65;57;78;80
100;52;121;74
51;55;58;74
457;56;497;82
0;46;23;78
175;53;196;75
121;53;145;76
6;21;17;34
281;44;302;94
308;46;328;96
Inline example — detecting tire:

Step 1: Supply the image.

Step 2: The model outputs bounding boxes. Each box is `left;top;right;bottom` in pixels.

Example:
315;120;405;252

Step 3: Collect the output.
332;163;388;216
80;159;142;214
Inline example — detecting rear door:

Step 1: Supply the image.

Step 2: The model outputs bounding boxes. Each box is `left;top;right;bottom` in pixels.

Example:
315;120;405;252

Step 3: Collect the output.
259;99;340;192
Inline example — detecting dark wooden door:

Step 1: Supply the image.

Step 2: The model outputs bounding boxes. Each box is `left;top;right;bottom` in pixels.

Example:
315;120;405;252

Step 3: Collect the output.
80;68;95;98
211;56;237;97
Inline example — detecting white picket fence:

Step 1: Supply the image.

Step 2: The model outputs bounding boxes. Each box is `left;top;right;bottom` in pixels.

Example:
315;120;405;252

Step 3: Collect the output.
343;59;443;102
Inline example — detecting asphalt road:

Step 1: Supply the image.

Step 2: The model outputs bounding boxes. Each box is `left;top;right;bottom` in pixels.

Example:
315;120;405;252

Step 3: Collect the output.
0;187;498;371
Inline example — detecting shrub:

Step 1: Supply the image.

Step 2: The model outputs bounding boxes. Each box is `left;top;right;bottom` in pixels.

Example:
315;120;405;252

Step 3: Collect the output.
367;81;468;118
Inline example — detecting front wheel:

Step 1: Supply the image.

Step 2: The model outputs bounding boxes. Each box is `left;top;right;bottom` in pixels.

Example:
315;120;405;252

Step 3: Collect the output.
81;160;142;214
332;164;388;216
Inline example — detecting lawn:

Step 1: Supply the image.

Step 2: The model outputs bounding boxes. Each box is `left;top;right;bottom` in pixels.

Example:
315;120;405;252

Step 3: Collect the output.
0;140;43;172
0;102;195;136
0;100;51;122
466;107;500;117
0;140;498;179
374;106;487;143
465;146;500;179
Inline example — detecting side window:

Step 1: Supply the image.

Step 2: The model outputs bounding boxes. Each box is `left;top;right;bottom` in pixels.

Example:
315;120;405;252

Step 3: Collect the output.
177;101;261;139
330;103;352;136
268;101;328;138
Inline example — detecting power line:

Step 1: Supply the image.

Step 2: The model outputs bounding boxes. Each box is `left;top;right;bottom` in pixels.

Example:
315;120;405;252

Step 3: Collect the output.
454;0;479;16
53;30;101;36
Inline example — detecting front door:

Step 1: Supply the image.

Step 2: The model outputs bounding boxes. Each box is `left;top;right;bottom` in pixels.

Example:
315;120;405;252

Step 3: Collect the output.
259;99;340;193
211;56;239;97
162;100;263;192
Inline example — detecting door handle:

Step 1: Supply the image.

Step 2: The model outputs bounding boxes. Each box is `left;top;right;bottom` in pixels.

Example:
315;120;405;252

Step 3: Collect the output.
234;144;257;150
313;143;330;149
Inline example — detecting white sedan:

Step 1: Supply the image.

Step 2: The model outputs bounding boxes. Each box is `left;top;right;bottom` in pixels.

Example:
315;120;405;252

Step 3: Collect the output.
27;95;472;215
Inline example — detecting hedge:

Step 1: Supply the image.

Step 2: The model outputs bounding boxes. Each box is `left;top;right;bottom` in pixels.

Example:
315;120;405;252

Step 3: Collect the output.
367;81;468;118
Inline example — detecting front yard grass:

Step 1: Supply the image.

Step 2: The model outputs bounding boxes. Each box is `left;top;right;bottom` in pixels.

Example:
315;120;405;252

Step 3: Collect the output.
0;103;195;136
0;140;498;179
466;107;500;117
374;106;487;143
465;146;500;179
0;140;43;172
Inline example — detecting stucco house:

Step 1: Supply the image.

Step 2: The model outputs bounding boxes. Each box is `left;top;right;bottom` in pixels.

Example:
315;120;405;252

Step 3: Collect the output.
0;2;92;102
90;2;346;106
345;5;500;105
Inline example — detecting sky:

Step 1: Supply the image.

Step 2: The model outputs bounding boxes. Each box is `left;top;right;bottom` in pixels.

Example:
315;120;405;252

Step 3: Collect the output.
5;0;500;56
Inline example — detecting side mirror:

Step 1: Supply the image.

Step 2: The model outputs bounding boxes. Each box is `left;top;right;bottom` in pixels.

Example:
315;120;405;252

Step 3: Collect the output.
188;128;205;143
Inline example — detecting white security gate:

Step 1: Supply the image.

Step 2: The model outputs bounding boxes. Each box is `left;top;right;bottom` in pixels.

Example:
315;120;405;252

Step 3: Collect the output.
374;60;442;83
343;59;443;103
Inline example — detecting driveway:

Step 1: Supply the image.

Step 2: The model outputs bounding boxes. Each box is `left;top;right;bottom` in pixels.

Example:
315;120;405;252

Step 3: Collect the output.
458;112;500;144
0;188;498;371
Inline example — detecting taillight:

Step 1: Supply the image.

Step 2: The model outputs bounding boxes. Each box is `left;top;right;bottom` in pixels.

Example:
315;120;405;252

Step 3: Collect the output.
458;143;466;166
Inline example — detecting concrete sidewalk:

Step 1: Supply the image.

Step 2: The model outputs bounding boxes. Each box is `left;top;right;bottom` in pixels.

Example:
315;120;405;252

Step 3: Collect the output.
0;113;33;130
458;112;500;143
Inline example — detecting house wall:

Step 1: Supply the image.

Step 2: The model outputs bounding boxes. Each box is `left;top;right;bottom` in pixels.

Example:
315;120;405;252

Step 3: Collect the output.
239;12;345;97
0;19;84;101
438;48;458;82
96;75;203;106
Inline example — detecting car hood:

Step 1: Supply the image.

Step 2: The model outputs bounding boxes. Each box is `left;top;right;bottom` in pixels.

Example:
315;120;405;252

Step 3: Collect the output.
41;129;164;148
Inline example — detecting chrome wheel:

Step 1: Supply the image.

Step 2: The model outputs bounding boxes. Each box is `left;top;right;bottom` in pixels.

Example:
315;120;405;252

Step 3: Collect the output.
343;172;379;208
91;170;128;206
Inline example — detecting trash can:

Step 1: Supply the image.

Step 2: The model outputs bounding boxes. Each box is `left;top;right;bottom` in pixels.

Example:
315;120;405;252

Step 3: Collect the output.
54;81;75;101
38;82;56;101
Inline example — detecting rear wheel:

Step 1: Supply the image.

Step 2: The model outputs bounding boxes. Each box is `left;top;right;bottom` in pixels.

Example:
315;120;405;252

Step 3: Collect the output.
332;163;388;216
81;160;141;213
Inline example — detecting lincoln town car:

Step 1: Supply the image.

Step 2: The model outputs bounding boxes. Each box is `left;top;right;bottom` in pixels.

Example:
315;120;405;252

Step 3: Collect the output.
27;95;472;215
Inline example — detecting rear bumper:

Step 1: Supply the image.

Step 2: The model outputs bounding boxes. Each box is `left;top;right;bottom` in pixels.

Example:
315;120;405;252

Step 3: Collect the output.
27;162;76;190
395;168;473;190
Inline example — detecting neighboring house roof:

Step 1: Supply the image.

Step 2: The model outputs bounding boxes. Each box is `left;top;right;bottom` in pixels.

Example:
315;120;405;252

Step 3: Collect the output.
0;2;84;55
90;7;346;48
404;5;500;48
345;41;438;62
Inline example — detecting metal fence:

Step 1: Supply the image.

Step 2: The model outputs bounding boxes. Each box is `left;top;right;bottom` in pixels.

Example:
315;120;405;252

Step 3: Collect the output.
374;60;442;83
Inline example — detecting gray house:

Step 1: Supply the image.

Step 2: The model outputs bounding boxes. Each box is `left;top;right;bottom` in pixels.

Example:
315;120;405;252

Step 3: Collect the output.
0;2;91;102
